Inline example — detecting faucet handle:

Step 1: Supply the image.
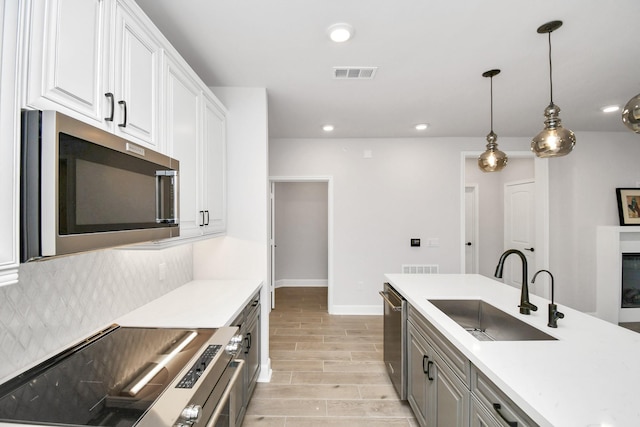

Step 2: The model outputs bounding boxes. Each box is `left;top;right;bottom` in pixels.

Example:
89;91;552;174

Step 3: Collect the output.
519;301;538;313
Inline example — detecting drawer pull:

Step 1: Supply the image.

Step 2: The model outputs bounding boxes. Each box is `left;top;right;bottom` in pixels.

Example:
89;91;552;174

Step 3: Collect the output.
492;403;517;427
426;359;434;381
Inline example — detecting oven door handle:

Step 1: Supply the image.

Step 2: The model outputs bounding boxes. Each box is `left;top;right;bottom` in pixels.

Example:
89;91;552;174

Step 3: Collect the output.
205;359;245;427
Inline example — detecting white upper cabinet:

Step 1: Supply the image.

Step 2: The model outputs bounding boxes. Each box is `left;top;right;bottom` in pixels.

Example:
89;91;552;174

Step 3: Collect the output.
110;0;160;148
164;52;227;239
0;0;20;286
164;53;202;237
201;90;227;234
23;0;161;151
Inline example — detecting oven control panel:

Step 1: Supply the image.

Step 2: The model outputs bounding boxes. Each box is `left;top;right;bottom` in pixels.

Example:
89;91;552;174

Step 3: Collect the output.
175;344;221;388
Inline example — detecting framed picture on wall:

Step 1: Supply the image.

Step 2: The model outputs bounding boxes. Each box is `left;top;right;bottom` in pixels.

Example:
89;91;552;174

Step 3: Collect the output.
616;188;640;225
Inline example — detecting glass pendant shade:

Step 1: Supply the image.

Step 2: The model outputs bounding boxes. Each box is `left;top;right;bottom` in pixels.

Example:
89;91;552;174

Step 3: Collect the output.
531;20;575;158
479;131;507;172
531;102;576;157
622;93;640;133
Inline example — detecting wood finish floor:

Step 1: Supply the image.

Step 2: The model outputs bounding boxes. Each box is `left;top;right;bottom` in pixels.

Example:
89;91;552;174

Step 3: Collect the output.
242;287;417;427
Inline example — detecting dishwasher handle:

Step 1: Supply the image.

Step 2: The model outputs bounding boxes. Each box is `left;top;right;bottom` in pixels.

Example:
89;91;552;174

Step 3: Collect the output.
379;290;403;312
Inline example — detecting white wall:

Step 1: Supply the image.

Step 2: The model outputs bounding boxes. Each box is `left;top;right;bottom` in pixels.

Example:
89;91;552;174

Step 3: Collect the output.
274;182;328;285
270;137;531;312
271;131;639;314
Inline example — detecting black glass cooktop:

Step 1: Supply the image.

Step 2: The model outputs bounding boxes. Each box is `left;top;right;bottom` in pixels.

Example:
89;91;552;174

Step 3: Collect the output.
0;325;214;426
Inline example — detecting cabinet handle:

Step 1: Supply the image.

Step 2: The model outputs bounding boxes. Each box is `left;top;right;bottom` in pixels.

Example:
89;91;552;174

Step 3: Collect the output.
422;355;429;374
104;93;114;121
244;334;250;354
204;210;210;226
426;360;434;381
118;100;127;127
199;210;205;227
492;403;518;427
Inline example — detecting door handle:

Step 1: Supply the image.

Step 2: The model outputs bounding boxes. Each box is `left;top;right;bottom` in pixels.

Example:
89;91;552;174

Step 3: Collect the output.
104;93;114;121
524;247;535;252
118;100;127;127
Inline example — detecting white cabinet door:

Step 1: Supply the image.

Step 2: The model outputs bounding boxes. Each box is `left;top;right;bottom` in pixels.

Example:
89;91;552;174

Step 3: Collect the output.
164;55;203;238
23;0;109;124
201;91;227;235
111;0;160;149
0;0;20;286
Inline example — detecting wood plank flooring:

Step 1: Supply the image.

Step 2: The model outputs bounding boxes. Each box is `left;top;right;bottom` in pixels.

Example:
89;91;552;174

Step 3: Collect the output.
242;287;417;427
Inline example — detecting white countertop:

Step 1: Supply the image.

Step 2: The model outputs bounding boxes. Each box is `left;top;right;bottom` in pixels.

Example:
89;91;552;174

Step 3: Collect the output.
386;273;640;427
116;279;263;328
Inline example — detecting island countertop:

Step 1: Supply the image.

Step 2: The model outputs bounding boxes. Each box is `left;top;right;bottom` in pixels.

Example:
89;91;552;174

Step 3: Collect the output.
385;273;640;427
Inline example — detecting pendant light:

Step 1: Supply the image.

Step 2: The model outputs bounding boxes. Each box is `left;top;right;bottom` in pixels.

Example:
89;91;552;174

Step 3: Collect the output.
478;69;507;172
531;20;576;158
622;93;640;133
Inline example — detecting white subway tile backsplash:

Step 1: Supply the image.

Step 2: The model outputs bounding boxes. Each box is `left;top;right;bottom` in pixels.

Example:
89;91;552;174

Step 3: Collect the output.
0;244;193;382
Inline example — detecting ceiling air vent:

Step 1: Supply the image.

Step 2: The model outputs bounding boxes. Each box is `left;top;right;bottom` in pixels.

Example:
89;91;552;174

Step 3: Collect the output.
333;66;378;80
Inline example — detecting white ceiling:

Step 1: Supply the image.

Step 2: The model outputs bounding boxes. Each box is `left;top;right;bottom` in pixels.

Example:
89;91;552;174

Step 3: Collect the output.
135;0;640;139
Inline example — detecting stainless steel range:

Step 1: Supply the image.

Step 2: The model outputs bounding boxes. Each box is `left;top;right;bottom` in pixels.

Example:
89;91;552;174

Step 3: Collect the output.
0;325;244;427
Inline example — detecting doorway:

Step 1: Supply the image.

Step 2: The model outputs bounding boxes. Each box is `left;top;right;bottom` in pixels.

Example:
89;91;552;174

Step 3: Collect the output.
269;177;334;312
461;152;550;299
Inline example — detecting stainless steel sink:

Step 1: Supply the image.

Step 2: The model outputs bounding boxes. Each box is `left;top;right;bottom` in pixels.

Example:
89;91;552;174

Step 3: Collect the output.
428;299;557;341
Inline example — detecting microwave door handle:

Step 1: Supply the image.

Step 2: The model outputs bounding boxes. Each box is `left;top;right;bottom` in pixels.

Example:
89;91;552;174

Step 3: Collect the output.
205;359;245;427
156;170;178;223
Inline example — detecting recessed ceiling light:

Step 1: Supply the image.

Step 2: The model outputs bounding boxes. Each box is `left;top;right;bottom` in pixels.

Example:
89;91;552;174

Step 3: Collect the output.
322;124;335;132
328;23;353;43
415;123;429;131
601;105;620;113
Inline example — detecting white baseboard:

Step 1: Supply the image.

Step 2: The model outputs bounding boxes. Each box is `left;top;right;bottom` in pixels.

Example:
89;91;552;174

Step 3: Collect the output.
275;279;328;288
330;305;383;315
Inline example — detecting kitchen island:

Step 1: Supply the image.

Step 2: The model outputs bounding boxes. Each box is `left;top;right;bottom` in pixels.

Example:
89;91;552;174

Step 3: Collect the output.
386;273;640;427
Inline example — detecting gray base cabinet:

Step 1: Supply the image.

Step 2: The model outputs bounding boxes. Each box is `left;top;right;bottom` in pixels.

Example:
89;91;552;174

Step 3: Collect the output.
231;291;261;426
407;317;469;427
407;304;537;427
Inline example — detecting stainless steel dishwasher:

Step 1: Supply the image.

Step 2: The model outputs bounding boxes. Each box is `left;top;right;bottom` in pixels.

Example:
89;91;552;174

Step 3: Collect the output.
379;282;407;400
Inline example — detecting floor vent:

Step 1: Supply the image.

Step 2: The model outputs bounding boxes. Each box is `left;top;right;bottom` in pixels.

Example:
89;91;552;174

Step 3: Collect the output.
333;66;378;79
402;264;439;274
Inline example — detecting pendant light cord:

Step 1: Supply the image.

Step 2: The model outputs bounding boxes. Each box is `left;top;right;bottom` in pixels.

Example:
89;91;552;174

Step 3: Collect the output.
548;31;553;104
490;76;494;132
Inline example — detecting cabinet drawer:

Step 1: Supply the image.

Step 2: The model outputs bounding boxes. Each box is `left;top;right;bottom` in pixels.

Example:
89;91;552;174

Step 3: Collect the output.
471;366;538;427
408;305;470;386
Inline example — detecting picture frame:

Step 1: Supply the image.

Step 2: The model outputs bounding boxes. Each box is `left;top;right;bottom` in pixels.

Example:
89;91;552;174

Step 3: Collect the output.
616;188;640;225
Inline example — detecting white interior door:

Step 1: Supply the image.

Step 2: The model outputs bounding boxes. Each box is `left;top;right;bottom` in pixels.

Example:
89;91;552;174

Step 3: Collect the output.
503;180;536;289
270;182;276;309
465;185;478;274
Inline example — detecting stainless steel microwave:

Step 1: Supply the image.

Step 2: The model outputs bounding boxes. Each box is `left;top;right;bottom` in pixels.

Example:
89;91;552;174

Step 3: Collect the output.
20;110;179;262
